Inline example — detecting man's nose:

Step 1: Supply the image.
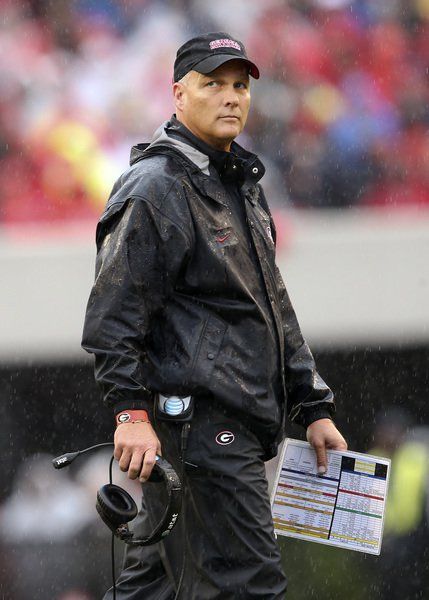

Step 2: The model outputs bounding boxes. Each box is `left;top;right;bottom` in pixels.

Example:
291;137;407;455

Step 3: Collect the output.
223;86;239;106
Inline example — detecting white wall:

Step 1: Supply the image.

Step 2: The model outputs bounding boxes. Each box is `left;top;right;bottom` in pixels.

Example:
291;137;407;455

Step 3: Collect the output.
277;208;429;347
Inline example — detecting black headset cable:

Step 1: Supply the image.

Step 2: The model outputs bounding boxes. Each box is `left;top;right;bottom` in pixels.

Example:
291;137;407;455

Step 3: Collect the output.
173;422;191;600
109;454;117;600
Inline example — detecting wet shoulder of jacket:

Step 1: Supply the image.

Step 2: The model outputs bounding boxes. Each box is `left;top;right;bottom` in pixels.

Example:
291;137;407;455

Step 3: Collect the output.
114;153;186;206
97;153;193;244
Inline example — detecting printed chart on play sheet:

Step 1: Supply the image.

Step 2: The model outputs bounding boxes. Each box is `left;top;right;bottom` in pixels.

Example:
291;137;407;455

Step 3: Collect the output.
271;439;390;554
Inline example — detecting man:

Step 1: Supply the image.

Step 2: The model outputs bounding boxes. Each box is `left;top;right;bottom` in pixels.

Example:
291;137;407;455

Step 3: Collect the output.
82;32;347;599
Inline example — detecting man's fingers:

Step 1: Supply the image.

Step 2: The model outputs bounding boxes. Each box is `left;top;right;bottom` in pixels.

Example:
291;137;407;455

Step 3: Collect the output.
307;418;348;476
330;439;348;452
113;421;162;480
140;448;157;482
113;444;123;462
128;450;145;480
327;431;348;451
118;448;132;472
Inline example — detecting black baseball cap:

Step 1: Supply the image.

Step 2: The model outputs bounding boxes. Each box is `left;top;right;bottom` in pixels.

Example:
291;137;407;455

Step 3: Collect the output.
173;32;260;83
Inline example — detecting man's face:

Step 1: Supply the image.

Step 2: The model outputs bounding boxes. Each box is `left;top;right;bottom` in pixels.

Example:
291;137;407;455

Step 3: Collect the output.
173;60;251;151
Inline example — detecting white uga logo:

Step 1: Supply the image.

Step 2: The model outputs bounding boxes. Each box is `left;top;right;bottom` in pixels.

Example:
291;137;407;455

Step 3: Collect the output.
118;413;131;423
215;431;235;445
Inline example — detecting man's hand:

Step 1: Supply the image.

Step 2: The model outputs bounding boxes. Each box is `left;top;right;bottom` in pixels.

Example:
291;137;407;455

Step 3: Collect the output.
306;418;347;475
114;422;162;482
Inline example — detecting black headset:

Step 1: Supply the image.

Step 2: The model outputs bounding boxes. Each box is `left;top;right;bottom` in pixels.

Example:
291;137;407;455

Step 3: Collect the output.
52;443;182;546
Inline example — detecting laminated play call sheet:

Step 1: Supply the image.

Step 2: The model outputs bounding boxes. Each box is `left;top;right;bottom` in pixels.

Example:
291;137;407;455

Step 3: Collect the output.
271;439;390;554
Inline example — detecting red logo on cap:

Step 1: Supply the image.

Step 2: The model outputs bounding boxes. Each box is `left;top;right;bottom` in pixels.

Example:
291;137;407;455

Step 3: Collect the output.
209;39;241;51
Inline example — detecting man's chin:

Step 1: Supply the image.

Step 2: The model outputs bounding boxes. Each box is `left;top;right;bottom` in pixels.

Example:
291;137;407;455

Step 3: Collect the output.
214;123;241;142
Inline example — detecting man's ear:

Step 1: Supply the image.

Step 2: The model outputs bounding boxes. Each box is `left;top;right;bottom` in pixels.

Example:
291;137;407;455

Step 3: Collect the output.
173;82;185;112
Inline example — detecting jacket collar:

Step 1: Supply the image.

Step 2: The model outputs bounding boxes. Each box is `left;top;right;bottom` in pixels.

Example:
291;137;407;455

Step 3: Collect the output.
129;118;265;206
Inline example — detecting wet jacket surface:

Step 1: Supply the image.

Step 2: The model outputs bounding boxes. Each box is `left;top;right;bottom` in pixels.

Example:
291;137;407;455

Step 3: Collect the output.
82;119;335;457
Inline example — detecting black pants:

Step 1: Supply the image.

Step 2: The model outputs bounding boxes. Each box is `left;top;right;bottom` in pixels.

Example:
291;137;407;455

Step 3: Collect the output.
104;402;287;599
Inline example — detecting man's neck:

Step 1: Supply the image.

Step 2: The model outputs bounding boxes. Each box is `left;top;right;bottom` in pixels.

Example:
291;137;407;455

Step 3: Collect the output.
174;115;232;152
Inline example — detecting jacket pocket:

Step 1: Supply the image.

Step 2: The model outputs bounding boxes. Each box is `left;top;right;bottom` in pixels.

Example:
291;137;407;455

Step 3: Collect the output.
191;313;228;386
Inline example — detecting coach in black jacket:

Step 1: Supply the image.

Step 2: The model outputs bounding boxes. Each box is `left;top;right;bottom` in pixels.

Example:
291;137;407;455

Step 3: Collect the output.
82;32;347;599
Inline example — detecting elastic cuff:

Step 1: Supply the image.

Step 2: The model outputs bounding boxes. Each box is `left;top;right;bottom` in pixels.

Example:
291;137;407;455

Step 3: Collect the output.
302;407;334;429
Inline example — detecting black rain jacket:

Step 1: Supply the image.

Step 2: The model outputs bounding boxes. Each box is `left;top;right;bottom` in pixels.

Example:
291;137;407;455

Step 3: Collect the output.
82;121;334;458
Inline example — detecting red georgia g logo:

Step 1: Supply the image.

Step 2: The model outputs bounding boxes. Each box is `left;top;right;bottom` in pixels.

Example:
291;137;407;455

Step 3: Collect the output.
215;431;235;445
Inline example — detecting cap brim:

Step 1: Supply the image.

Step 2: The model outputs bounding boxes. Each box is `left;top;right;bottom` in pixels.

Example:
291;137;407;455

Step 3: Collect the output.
193;54;260;79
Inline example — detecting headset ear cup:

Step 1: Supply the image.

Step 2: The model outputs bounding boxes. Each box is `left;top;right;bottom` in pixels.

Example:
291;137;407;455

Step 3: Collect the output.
97;484;138;526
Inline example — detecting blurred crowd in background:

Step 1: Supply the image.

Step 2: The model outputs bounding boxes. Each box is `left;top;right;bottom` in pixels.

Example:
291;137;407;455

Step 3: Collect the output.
1;0;429;227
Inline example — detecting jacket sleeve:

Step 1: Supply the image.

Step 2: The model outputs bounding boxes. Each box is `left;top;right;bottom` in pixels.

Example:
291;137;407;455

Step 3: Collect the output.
257;185;335;428
81;196;191;414
274;263;335;428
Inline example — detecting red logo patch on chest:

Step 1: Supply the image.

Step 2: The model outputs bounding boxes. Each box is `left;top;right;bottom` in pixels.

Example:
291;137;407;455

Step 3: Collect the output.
216;232;231;243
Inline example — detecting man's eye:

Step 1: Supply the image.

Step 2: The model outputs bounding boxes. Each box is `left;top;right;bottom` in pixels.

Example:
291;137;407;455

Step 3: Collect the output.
206;81;218;87
235;82;248;89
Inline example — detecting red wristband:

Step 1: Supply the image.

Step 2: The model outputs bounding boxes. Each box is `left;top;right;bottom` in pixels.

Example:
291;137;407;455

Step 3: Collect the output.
116;409;150;426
